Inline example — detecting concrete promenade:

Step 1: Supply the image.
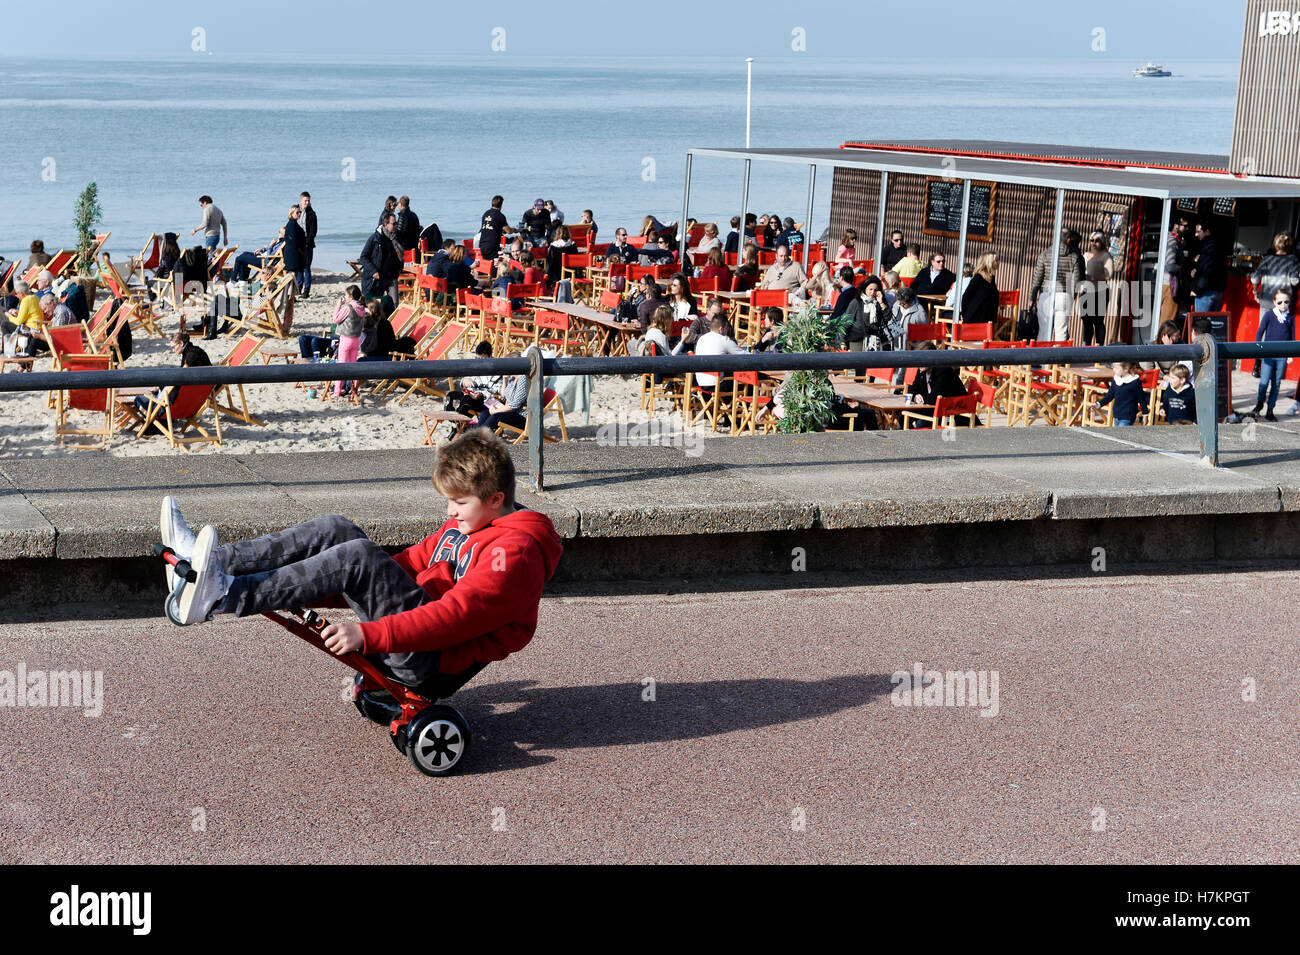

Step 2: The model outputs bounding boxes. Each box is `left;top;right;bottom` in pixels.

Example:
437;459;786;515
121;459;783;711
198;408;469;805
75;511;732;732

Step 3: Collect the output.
1;422;1298;611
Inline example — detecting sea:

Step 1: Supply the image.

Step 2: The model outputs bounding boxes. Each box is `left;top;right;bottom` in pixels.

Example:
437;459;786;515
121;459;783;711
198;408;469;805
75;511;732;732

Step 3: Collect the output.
0;55;1239;272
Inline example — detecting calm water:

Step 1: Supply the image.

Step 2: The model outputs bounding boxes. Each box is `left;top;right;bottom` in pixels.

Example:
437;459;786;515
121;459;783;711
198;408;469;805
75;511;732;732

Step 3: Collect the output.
0;55;1238;271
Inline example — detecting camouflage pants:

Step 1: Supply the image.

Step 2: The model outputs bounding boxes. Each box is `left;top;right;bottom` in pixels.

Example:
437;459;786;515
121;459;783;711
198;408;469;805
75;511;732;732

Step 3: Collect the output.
221;515;437;686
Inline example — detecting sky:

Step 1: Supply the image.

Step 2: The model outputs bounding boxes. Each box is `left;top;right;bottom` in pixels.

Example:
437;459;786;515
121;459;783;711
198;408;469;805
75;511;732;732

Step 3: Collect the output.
11;0;1249;61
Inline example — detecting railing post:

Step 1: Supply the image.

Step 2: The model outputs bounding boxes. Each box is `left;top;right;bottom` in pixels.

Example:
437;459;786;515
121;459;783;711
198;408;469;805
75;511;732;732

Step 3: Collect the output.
525;345;545;491
1194;332;1219;467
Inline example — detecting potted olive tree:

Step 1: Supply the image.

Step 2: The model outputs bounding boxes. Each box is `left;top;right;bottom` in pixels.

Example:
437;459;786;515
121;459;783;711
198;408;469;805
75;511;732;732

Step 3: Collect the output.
70;181;103;308
775;302;851;433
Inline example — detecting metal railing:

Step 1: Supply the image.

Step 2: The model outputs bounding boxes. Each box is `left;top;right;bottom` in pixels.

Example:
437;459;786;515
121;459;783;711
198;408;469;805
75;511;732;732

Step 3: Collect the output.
5;337;1300;490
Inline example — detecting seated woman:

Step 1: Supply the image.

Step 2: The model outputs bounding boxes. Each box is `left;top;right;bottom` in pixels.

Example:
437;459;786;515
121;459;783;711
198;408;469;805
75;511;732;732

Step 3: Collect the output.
545;224;578;296
445;340;502;418
697;222;721;254
732;244;761;292
801;260;832;306
358;300;398;361
444;245;476;296
697;247;733;290
907;341;977;426
474;351;528;433
754;306;783;352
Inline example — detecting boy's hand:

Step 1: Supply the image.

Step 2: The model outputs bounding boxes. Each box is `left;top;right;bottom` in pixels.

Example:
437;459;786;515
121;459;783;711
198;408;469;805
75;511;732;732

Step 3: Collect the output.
320;621;364;654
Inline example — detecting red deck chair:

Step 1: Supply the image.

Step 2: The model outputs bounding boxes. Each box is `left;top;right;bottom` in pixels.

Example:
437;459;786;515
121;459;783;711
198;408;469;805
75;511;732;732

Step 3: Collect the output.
391;321;470;405
127;233;160;283
996;289;1021;340
128;383;223;451
388;303;420;338
43;249;77;280
951;322;994;348
567;224;592;250
731;370;775;435
213;332;266;426
98;256;160;335
55;353;115;450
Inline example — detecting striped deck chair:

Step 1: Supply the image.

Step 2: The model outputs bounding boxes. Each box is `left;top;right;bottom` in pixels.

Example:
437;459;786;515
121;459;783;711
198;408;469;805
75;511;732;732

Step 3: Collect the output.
125;233;161;285
54;353;115;450
231;273;295;338
212;332;266;426
207;247;238;282
82;300;132;366
390;320;470;405
125;383;223;451
98;256;160;335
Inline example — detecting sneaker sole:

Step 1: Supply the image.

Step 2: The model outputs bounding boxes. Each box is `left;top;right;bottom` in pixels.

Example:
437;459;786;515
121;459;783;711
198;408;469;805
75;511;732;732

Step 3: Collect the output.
178;526;217;626
160;496;178;594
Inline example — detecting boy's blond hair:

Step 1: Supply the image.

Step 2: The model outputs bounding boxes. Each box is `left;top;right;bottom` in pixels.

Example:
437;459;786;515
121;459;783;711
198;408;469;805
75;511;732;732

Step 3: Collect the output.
433;428;516;506
1169;364;1190;381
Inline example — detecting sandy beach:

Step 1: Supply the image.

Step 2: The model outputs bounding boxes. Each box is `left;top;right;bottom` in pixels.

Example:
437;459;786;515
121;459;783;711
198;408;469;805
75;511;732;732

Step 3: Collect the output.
0;271;719;458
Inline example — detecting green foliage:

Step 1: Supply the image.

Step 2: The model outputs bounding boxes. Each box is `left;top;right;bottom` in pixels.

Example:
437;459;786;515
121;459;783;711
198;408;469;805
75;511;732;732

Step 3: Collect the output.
774;302;850;434
73;182;103;274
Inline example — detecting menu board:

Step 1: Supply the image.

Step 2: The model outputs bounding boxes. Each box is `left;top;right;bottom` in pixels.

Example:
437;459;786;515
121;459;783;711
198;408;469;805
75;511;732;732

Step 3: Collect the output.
923;178;996;241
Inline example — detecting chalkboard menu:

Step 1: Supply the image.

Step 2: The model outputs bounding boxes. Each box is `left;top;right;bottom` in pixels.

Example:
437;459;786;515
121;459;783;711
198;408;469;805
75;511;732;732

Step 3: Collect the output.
923;178;996;241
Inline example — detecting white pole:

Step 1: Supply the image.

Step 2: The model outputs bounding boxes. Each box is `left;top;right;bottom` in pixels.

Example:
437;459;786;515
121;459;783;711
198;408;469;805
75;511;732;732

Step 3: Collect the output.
745;58;754;149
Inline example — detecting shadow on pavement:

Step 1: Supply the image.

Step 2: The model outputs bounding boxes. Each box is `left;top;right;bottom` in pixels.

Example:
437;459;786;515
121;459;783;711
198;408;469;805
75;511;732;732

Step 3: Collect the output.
451;673;893;774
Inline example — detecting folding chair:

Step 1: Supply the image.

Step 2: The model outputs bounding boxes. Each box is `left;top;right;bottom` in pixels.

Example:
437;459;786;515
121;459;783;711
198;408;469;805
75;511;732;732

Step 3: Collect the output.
906;323;948;346
98;256;161;335
54;353;115;450
421;410;470;445
731;370;776;435
950;322;994;348
901;392;980;430
123;383;223;450
494;387;569;443
560;253;594;302
207;247;238;282
686;372;733;432
212;332;266;426
995;290;1021;341
44;249;77;280
534;310;577;356
83;301;133;366
1006;363;1069;427
238;273;296;338
125;233;161;285
388;321;470;405
387;303;421;339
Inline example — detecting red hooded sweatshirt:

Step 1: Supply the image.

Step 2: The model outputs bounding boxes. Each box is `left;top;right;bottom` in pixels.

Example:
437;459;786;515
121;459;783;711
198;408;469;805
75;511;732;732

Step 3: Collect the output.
359;508;563;674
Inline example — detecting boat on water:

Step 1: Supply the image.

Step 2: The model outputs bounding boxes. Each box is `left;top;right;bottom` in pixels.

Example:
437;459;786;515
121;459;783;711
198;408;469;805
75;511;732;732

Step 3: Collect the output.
1132;62;1172;77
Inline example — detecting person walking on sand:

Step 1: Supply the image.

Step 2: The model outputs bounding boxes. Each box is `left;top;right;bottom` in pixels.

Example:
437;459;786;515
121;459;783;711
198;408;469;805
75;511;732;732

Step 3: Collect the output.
360;213;402;302
283;205;308;296
298;192;317;298
190;196;228;253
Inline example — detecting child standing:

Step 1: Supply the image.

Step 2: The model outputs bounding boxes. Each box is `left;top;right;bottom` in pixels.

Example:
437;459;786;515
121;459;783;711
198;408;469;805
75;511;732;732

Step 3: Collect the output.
162;429;562;693
1093;361;1147;426
1160;363;1197;424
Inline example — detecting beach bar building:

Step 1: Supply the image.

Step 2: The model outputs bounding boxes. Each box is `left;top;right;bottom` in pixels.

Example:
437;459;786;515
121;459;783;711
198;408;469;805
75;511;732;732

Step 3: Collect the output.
680;0;1300;350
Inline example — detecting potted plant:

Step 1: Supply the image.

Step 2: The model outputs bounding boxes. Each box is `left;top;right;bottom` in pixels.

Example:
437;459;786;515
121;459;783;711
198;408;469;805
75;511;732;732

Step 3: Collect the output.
70;181;103;308
775;301;851;433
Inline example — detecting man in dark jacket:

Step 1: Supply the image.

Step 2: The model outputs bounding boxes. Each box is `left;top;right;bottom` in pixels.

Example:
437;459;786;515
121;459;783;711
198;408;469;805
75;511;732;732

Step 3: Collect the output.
1190;220;1226;312
424;239;456;278
360;213;402;301
395;196;421;253
911;253;956;297
298;192;317;297
283;205;308;294
521;199;550;248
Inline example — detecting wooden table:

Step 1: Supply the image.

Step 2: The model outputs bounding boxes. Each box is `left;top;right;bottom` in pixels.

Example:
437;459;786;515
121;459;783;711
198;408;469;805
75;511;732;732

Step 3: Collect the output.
544;301;638;357
1057;364;1115;426
829;377;895;404
421;410;470;445
861;393;934;429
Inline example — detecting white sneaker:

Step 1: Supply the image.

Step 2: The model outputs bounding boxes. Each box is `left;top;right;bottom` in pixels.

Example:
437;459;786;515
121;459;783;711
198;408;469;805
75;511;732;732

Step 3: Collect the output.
160;496;196;593
176;525;231;626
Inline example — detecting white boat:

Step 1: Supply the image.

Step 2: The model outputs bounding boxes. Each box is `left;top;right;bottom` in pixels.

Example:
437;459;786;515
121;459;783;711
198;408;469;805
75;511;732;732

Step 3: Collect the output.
1133;62;1172;77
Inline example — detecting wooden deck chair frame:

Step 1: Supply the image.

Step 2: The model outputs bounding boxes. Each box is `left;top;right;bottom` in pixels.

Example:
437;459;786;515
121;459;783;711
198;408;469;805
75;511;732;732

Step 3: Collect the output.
125;233;161;284
494;388;569;444
129;384;223;451
207;247;239;282
392;321;470;405
83;302;132;366
55;353;116;450
213;332;266;426
98;255;161;335
233;273;296;338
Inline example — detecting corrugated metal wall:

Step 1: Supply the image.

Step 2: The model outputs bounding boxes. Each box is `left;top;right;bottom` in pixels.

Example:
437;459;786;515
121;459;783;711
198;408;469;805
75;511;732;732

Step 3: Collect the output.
1230;1;1300;178
829;167;1139;342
